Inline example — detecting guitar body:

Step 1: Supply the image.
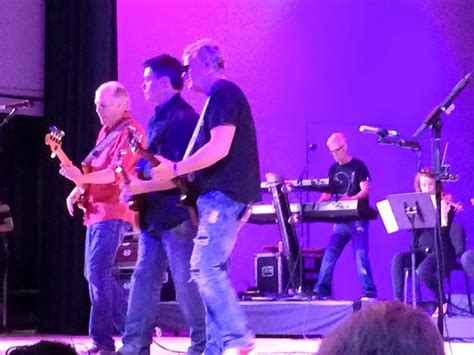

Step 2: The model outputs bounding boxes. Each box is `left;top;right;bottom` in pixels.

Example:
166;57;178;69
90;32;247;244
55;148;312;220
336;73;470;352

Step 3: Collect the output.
127;126;199;225
126;168;146;213
174;178;199;225
76;165;91;211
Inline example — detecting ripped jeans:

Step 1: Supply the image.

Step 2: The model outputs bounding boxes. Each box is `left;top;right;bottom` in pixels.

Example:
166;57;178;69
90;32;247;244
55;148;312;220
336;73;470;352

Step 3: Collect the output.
314;220;377;298
190;191;254;352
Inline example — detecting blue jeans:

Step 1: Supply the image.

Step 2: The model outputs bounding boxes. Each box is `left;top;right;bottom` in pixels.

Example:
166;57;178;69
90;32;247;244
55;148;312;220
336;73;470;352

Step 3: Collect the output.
85;219;130;351
190;191;254;353
314;220;377;298
391;250;428;301
120;219;208;355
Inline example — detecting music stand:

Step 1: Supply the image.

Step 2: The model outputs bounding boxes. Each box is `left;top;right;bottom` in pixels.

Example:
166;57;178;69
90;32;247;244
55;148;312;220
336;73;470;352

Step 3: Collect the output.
377;192;436;307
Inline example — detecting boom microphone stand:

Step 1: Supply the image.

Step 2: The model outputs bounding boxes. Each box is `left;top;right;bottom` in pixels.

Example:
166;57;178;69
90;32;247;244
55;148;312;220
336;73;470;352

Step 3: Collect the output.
411;72;471;335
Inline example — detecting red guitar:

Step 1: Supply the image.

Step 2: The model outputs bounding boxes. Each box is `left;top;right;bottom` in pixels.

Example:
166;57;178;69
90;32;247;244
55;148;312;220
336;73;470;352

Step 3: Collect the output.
45;126;88;212
114;149;143;212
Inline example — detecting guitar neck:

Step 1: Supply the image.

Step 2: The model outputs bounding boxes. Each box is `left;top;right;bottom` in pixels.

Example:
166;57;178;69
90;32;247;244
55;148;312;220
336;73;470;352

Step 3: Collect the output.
53;147;73;166
118;167;131;184
138;146;160;167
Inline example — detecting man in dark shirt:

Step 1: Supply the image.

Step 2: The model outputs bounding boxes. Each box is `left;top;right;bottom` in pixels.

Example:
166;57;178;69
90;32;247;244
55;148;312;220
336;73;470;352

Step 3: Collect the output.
313;132;377;300
151;39;261;354
118;55;208;355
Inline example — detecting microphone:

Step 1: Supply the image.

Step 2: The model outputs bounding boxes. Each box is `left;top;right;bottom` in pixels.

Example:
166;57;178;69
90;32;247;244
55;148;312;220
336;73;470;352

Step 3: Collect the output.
0;100;34;110
398;139;421;151
359;125;399;137
308;143;318;150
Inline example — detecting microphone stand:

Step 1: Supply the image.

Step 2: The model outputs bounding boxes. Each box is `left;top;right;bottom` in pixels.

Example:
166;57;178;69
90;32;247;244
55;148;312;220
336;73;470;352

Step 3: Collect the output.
296;144;317;294
0;108;18;129
411;72;471;336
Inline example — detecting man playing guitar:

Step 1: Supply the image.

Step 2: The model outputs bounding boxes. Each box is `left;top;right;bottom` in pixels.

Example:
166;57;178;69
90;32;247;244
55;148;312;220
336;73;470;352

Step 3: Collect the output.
118;55;209;354
58;81;143;354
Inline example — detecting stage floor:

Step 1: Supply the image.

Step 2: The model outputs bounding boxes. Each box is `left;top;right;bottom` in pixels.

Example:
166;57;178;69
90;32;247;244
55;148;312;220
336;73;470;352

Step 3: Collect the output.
0;334;473;354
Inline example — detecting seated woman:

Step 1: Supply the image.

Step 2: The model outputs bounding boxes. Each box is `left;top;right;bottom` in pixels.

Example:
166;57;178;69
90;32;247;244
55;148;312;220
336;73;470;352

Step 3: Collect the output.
391;168;460;315
461;199;474;279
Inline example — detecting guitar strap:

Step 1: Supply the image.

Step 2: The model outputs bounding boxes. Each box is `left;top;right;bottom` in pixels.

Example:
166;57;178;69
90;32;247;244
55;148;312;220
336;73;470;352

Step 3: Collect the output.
82;117;133;167
183;97;210;160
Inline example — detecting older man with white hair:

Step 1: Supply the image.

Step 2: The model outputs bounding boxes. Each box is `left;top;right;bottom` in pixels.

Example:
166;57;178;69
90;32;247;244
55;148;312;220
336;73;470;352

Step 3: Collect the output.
313;132;377;301
60;81;144;354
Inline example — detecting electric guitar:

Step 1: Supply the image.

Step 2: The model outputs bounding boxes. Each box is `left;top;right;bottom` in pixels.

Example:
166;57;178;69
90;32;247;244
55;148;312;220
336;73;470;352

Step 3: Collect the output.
114;149;143;212
45;126;88;212
127;126;198;225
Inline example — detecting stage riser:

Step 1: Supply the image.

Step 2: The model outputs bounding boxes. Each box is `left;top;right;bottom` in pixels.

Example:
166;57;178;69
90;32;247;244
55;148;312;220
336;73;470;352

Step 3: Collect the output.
157;300;355;336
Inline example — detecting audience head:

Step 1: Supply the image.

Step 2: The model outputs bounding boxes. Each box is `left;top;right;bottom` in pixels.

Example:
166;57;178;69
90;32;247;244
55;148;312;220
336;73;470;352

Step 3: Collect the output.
6;340;77;355
317;301;445;355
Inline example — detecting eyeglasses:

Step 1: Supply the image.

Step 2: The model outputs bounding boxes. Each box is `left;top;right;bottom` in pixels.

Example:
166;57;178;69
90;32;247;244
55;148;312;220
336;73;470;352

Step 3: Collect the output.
329;144;345;153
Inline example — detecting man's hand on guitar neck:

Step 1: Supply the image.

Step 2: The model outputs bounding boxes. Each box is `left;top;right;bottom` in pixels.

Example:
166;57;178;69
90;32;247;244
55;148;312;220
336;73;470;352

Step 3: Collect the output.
60;164;85;185
119;174;176;202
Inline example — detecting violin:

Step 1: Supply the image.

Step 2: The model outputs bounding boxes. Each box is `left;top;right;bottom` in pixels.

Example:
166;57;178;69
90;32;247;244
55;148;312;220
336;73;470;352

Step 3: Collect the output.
442;193;463;212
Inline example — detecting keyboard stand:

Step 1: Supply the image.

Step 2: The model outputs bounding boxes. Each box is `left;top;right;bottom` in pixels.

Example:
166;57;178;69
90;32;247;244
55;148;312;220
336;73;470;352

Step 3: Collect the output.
264;172;303;293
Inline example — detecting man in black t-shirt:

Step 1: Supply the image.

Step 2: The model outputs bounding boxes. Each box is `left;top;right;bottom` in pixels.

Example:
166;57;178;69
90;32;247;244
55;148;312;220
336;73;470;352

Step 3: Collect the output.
313;132;377;300
118;55;208;355
151;39;260;354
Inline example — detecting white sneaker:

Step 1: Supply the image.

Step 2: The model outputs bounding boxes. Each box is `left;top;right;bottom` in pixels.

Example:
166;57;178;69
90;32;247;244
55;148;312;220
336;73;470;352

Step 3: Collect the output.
431;303;448;318
360;296;377;302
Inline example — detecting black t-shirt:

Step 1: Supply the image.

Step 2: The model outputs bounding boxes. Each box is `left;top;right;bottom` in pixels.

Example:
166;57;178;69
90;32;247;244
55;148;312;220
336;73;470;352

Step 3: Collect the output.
328;157;370;200
140;93;198;233
193;79;261;204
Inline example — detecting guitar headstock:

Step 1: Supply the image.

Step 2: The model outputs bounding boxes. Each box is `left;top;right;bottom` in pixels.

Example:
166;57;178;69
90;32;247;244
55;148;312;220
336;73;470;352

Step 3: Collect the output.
127;125;144;154
115;149;131;185
45;126;65;159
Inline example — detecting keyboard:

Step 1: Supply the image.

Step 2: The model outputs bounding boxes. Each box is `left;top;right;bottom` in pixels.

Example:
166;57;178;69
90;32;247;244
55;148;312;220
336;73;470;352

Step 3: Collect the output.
260;178;330;192
248;200;376;224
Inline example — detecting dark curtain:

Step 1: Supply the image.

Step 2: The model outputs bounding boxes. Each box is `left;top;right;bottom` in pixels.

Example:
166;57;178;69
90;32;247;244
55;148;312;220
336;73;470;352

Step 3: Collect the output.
39;0;118;333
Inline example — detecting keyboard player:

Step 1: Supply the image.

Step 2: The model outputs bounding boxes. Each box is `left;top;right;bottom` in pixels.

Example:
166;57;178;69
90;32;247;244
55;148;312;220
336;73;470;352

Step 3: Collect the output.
313;132;377;301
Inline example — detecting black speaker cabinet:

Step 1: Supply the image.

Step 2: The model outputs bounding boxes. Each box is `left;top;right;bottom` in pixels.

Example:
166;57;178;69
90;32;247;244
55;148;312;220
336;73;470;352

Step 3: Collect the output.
115;236;175;301
255;252;289;295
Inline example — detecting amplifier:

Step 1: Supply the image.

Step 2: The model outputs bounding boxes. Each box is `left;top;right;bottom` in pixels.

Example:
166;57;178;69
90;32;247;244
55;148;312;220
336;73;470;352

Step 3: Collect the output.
118;270;176;301
115;236;176;301
255;253;289;295
116;239;138;270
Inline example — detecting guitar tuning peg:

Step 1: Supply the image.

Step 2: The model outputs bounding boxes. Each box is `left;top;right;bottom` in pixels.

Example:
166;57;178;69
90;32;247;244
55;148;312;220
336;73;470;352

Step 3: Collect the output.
50;152;57;159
